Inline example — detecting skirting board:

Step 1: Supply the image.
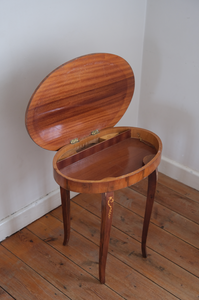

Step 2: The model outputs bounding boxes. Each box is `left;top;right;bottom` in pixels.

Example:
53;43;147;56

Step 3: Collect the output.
159;155;199;191
1;156;198;242
0;189;77;242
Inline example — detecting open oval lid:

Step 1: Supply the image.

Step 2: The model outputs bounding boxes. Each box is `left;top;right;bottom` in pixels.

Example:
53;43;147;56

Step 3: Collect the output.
25;53;135;150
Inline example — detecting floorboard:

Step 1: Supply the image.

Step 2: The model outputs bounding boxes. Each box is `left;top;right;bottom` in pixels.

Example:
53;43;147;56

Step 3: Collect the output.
1;173;199;299
0;287;15;300
0;245;66;300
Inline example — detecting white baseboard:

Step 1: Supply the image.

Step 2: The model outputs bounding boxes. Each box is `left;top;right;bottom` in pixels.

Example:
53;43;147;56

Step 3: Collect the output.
0;189;77;242
1;157;198;242
159;155;199;191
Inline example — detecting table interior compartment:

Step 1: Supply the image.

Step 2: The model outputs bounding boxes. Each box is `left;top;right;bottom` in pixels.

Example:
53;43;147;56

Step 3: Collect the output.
57;129;131;169
58;135;157;181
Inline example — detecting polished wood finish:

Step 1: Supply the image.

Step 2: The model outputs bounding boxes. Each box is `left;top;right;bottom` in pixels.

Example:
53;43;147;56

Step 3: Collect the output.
25;53;162;283
53;126;162;194
1;174;199;299
58;136;156;181
99;191;114;283
56;129;131;169
141;169;157;258
60;187;70;246
25;53;135;151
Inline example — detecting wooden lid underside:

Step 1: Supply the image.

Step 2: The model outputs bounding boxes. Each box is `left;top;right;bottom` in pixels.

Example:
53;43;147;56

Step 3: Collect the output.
25;53;135;150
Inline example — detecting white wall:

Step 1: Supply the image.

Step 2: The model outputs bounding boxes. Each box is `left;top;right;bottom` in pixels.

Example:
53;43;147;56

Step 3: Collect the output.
0;0;147;241
139;0;199;190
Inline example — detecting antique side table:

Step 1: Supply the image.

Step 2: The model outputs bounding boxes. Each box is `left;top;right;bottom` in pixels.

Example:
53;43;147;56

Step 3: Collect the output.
25;53;162;283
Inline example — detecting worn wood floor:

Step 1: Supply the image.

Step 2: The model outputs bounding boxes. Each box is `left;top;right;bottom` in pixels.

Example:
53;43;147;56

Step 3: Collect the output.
0;173;199;299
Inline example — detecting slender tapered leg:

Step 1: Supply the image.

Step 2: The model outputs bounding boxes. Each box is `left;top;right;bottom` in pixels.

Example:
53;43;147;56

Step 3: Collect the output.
142;169;157;258
60;187;70;246
99;191;114;284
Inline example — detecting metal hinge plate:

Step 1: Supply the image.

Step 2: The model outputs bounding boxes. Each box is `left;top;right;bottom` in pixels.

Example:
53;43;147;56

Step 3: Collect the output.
70;138;79;144
91;129;99;135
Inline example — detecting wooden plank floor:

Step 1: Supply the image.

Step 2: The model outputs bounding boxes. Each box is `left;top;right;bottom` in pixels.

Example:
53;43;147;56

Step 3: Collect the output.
0;173;199;299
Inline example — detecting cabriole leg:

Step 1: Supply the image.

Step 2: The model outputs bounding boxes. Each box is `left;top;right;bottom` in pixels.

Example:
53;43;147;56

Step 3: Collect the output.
142;169;157;258
60;187;70;246
99;191;114;284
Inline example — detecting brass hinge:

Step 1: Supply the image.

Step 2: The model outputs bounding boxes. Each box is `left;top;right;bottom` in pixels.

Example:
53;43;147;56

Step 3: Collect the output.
91;129;99;135
70;138;79;144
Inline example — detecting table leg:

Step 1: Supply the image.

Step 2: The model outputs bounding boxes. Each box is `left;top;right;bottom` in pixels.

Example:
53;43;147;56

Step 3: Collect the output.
99;191;114;284
60;187;70;246
142;169;157;258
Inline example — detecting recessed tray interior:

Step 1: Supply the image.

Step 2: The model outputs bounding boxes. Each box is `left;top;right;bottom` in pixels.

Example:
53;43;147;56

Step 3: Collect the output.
56;129;157;181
